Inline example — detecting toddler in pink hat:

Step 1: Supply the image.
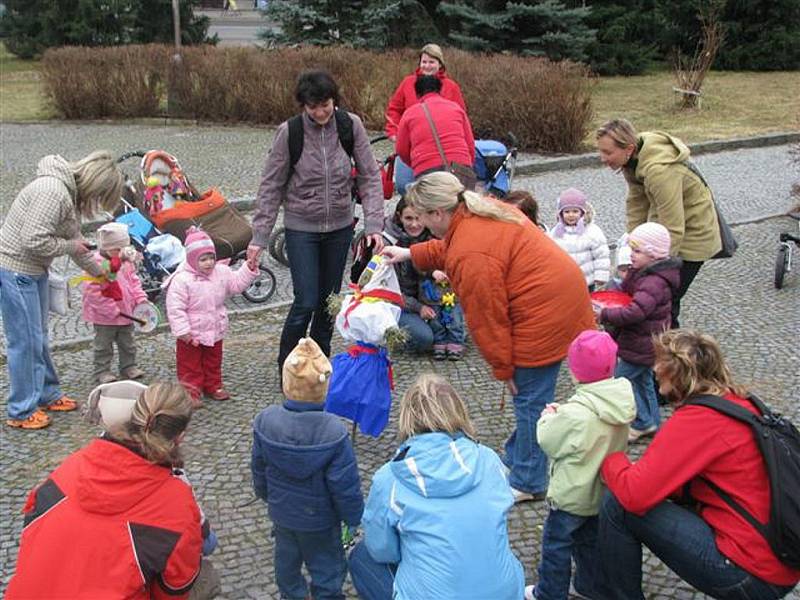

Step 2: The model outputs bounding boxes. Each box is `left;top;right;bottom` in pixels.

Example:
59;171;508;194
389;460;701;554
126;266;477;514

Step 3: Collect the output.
529;329;634;600
165;227;259;405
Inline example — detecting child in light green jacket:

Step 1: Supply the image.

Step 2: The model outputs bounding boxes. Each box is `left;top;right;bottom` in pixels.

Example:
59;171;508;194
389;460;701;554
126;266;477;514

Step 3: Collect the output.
525;330;635;600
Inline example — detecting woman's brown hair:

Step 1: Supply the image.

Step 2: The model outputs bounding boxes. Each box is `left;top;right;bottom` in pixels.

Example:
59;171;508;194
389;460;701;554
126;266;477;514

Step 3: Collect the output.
114;382;193;466
653;329;747;404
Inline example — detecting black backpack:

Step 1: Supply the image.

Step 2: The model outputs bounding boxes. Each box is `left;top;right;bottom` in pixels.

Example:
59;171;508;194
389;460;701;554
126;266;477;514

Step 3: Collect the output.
287;108;355;170
686;393;800;568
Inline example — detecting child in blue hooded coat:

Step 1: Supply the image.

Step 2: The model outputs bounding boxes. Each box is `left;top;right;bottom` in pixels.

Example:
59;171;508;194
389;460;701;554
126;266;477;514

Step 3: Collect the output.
349;373;524;600
251;338;363;600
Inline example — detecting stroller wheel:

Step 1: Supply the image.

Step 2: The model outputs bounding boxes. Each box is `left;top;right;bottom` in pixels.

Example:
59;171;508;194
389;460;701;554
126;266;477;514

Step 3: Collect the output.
242;264;277;303
268;227;290;268
774;245;789;289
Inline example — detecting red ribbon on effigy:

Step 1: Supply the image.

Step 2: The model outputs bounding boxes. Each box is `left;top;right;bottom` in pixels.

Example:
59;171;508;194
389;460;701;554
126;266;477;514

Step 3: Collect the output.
347;343;395;390
342;283;404;328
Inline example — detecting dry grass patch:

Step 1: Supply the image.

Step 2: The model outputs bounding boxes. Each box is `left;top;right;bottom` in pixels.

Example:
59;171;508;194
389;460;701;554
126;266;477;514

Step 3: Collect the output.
590;70;800;145
0;44;53;121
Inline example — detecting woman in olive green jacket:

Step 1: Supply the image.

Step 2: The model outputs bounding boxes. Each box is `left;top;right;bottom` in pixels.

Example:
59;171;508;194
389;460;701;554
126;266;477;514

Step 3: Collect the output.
596;119;722;327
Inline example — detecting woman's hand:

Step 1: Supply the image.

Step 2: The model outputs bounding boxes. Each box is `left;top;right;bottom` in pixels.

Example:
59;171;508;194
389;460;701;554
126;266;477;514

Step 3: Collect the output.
504;378;518;396
74;239;94;255
419;305;436;320
381;246;411;264
246;244;263;268
366;233;385;254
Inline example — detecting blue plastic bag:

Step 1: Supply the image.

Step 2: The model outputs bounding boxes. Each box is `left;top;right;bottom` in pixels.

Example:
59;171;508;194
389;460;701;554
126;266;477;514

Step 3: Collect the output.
326;342;392;437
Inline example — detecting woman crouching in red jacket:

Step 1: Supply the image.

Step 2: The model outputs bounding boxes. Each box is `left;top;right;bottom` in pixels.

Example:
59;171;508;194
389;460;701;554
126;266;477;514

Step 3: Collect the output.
596;329;799;599
6;382;205;600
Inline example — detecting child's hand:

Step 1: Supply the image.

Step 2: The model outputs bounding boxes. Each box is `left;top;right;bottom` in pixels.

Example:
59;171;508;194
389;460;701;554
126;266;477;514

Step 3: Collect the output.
419;305;436;320
543;402;560;415
432;270;449;284
179;334;199;347
592;302;603;320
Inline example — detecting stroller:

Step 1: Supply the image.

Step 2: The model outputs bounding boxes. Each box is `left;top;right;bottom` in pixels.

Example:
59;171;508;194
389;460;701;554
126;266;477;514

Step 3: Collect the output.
114;150;277;303
473;135;518;198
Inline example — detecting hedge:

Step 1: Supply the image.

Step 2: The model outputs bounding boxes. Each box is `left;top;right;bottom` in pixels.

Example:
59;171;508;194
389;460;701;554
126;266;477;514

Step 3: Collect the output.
41;44;593;153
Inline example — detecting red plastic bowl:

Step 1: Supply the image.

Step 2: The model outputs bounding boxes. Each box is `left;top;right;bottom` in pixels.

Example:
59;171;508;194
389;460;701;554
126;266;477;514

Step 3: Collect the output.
590;290;633;309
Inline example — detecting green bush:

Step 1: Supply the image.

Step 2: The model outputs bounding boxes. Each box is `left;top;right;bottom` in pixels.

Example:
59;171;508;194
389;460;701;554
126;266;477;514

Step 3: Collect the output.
40;44;594;153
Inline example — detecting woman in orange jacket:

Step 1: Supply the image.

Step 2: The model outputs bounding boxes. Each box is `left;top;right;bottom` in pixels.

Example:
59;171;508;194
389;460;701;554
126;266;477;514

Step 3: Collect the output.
383;172;595;501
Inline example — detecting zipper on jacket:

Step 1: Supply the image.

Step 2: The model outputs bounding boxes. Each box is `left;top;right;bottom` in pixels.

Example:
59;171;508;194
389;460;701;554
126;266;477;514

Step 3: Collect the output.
321;124;330;231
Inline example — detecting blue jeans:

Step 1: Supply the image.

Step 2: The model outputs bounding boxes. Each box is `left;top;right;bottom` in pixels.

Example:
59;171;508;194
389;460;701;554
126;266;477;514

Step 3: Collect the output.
398;309;434;352
504;361;561;494
0;268;62;420
429;304;465;347
273;524;347;600
536;510;597;600
615;359;660;431
279;225;354;370
596;492;796;600
393;156;414;197
348;540;396;600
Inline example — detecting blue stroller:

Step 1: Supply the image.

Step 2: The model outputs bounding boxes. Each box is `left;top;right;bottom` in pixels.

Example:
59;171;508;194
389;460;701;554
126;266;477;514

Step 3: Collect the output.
473;137;518;197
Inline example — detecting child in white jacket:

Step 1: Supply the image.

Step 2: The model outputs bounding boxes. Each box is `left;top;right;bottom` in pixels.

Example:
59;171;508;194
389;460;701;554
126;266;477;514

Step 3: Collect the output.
548;188;610;290
166;228;257;406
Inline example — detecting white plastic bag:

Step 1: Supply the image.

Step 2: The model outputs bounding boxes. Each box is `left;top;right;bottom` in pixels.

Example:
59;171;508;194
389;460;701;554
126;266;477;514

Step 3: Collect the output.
48;256;70;316
146;233;185;269
335;259;402;345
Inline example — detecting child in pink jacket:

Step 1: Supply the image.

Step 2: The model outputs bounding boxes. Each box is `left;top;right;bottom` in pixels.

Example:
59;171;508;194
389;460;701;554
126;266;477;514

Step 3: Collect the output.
82;223;148;384
166;228;258;406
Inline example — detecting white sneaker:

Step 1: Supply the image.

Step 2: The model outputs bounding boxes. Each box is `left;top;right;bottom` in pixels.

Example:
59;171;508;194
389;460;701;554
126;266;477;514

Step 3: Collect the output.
628;425;657;443
524;584;538;600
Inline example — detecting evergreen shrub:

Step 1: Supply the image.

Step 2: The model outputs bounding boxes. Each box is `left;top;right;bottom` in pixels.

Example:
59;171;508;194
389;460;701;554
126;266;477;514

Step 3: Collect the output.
41;44;594;153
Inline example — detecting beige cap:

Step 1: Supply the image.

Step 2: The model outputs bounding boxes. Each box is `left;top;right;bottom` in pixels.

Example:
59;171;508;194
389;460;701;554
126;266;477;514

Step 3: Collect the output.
420;43;445;69
282;338;333;403
97;222;130;251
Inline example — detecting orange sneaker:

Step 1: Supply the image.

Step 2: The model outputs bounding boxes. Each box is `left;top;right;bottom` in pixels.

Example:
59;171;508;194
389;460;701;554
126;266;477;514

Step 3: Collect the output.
44;396;78;412
7;410;51;430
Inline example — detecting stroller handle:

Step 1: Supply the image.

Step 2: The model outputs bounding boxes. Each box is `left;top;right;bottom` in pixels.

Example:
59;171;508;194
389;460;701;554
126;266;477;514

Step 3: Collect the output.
116;151;147;164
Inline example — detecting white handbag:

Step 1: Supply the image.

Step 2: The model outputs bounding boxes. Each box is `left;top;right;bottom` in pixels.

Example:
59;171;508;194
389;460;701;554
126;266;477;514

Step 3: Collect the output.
48;255;70;316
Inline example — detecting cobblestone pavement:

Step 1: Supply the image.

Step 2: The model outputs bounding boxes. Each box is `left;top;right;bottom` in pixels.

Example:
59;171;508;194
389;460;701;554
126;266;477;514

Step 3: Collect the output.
1;122;800;599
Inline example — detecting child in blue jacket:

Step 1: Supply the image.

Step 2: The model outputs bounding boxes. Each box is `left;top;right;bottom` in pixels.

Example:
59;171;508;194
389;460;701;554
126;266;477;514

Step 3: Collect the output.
251;338;363;600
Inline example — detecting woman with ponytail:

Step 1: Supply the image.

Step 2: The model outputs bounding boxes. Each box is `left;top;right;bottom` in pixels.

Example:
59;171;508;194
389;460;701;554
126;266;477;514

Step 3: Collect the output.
7;382;206;600
382;172;595;502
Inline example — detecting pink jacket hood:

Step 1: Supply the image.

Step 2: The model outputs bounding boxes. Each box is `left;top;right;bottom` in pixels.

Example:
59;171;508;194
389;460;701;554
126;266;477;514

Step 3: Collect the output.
165;260;257;346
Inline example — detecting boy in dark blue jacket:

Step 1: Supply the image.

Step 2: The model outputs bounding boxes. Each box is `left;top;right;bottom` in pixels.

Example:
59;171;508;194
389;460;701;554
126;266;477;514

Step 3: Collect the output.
251;337;363;600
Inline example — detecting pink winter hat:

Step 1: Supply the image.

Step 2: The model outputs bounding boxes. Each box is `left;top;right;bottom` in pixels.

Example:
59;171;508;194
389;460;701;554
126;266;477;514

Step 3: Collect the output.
184;227;215;270
557;188;588;214
567;329;618;384
629;222;671;260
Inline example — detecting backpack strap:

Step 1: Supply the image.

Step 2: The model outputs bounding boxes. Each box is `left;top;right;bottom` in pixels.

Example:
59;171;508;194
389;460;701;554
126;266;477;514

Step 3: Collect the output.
287;110;354;172
684;394;770;537
287;114;305;171
334;109;355;161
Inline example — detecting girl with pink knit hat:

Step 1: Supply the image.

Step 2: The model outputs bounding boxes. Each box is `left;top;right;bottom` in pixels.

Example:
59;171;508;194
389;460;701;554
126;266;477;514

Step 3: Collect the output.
594;222;681;442
548;188;610;291
166;227;258;406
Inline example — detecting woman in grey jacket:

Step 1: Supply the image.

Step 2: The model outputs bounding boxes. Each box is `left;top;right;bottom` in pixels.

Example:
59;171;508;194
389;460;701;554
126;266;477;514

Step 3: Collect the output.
248;70;385;372
0;151;123;429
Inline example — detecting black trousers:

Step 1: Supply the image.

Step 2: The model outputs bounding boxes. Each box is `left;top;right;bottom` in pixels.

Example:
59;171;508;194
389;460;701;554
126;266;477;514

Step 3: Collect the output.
671;260;704;328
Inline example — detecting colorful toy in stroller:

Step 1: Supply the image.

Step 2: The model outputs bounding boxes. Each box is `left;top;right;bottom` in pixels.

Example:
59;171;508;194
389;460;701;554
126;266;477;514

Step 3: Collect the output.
114;150;277;303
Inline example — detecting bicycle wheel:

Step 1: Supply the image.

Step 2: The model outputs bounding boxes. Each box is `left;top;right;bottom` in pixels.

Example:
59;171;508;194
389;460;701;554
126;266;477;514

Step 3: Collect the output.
774;245;789;289
268;227;290;267
242;265;277;303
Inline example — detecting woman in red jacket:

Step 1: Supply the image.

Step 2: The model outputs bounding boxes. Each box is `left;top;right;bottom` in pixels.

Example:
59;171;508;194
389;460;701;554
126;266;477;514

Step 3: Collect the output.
597;329;799;599
386;43;467;195
6;382;205;600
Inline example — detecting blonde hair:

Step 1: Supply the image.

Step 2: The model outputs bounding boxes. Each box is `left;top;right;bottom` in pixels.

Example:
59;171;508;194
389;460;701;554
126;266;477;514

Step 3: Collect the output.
596;118;638;150
114;382;193;466
653;329;747;404
398;373;476;441
405;171;523;225
69;150;124;218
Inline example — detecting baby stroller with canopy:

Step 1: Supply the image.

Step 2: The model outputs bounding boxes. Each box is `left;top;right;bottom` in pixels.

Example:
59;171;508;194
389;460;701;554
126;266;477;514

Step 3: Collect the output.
115;150;277;303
